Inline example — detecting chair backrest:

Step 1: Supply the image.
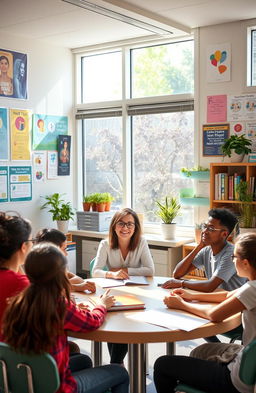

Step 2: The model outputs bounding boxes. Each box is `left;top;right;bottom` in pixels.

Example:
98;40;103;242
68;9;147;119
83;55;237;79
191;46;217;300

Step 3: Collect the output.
0;342;60;393
239;338;256;385
90;257;108;277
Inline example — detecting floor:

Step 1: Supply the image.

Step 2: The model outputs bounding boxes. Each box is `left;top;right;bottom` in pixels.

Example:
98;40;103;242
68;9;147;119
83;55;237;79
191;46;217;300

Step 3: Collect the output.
70;336;210;393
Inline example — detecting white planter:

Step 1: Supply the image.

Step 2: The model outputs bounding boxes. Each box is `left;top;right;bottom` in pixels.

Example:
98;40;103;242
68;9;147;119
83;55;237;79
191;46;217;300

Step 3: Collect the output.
57;220;69;234
230;151;244;163
161;223;176;240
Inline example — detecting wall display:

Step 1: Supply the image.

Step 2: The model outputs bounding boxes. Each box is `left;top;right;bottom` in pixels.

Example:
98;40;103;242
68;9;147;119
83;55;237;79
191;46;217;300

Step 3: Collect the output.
207;95;227;123
32;151;46;182
0;166;8;202
203;123;229;156
9;166;32;202
227;94;256;121
0;107;9;160
47;151;58;179
32;114;68;151
206;43;231;83
229;122;245;136
10;108;31;161
58;134;71;176
0;49;27;99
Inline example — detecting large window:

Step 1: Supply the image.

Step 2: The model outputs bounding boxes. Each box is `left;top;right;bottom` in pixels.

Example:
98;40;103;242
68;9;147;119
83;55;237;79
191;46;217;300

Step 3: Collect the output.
247;27;256;87
77;38;195;226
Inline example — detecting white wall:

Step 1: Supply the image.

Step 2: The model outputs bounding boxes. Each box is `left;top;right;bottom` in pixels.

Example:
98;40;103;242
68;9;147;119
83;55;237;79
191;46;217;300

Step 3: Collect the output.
0;33;74;234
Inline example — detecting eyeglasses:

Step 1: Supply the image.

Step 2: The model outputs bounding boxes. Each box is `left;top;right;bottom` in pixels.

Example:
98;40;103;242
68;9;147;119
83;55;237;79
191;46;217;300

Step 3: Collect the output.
26;238;37;244
201;223;225;233
231;254;241;260
116;221;135;229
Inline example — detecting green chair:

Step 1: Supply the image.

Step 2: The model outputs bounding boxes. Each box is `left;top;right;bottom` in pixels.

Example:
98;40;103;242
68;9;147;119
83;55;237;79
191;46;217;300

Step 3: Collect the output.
0;342;60;393
90;257;108;277
175;338;256;393
221;324;243;343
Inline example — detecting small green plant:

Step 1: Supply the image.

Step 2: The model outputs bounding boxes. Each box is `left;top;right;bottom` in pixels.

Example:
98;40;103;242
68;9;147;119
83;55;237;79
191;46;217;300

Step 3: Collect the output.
221;135;252;157
83;195;93;203
181;166;209;177
235;181;255;228
155;195;181;224
41;193;75;221
101;192;115;203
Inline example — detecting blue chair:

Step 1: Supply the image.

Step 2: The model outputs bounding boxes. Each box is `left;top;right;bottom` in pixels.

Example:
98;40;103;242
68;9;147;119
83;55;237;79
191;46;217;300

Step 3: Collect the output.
0;341;60;393
174;338;256;393
90;258;108;277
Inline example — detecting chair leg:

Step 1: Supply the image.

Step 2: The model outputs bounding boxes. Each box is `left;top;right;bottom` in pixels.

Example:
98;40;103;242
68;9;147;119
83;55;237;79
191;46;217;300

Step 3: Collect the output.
0;360;9;393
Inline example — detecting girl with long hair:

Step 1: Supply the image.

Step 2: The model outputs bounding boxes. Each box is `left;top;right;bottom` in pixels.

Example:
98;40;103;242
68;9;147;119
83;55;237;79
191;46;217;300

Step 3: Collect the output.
2;243;129;393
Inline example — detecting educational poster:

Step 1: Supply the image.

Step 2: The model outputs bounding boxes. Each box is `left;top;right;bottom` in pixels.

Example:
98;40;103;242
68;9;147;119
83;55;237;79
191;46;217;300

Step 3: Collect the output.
10;108;31;160
227;94;256;121
32;114;68;151
0;49;27;99
230;122;245;136
32;151;46;182
58;134;71;176
47;151;58;179
0;107;9;160
206;43;231;83
9;166;32;202
203;123;229;156
0;166;8;202
207;95;227;123
246;122;256;152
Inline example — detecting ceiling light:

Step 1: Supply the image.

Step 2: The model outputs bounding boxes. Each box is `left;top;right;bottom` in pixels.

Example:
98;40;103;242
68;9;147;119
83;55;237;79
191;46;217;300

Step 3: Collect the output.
62;0;173;35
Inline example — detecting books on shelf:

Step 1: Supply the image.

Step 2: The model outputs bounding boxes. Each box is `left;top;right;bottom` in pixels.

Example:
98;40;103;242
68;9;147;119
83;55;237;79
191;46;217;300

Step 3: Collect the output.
214;172;252;201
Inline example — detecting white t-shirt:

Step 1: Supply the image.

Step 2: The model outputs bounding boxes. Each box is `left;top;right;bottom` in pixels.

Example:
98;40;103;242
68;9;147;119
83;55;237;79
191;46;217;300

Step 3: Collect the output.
92;237;155;277
228;281;256;393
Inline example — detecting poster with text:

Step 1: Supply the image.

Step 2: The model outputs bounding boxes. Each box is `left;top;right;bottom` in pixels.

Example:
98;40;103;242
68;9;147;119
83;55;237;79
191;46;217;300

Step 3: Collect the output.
203;124;229;156
32;151;46;182
0;49;27;99
9;166;32;202
227;94;256;121
10;108;31;160
58;134;71;176
0;107;9;160
246;122;256;152
32;114;68;151
47;151;58;179
0;166;8;202
207;95;227;123
206;43;231;83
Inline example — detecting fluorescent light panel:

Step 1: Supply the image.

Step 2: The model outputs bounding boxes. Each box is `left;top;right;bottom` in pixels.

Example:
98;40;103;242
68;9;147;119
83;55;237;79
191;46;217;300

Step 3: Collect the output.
62;0;173;35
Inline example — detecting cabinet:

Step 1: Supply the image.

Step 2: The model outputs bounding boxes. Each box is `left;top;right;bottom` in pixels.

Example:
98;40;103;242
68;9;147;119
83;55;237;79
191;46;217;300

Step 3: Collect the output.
81;239;101;272
210;162;256;210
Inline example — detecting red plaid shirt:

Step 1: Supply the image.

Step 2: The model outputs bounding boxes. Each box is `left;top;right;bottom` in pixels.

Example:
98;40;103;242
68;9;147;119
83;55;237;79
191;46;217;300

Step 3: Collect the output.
50;300;107;393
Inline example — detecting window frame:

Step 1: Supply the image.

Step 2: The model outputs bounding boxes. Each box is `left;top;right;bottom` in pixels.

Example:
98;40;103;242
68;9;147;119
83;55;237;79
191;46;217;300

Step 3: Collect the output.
247;24;256;87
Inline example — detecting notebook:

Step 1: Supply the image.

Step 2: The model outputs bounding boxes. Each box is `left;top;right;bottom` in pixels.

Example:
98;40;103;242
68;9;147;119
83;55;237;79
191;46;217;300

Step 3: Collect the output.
108;294;146;311
93;276;149;288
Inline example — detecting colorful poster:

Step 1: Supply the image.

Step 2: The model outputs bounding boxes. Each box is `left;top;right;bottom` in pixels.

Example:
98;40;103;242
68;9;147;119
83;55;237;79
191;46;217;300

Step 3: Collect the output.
10;109;31;160
0;49;27;99
58;135;71;176
47;151;58;179
206;43;231;83
32;114;68;151
246;122;256;152
32;151;47;182
0;107;8;160
203;123;229;156
230;122;245;136
0;166;8;202
207;95;227;123
9;166;32;202
227;94;256;121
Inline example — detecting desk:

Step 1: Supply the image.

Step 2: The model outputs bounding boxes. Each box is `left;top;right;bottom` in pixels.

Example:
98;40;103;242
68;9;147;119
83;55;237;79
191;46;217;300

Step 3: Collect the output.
69;277;241;393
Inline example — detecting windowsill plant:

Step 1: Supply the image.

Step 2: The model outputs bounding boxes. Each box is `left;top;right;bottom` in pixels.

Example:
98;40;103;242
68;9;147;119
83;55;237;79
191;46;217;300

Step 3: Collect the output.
155;195;181;239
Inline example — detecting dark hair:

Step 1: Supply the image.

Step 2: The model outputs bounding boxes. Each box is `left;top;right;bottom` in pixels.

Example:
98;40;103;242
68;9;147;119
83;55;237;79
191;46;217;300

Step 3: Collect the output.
208;208;238;235
0;212;31;265
235;233;256;269
0;55;9;65
109;208;141;250
35;228;66;247
2;243;70;353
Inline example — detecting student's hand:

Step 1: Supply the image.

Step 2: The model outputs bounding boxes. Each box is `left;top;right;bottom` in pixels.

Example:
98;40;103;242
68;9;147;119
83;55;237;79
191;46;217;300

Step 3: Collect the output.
107;269;129;280
171;288;194;301
73;281;96;293
164;293;184;310
77;302;90;310
161;278;183;289
99;289;116;309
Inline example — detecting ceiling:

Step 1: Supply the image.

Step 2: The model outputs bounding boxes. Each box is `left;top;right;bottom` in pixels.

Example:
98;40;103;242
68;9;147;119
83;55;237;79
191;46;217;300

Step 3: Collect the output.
1;0;256;49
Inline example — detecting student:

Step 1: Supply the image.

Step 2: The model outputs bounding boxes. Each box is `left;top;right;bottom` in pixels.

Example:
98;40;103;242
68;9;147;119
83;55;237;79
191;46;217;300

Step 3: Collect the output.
2;243;129;393
35;228;96;293
154;232;256;393
92;207;154;364
162;208;245;292
0;212;32;328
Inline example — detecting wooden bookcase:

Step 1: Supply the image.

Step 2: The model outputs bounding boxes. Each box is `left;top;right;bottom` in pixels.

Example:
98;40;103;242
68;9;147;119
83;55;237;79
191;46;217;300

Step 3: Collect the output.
182;243;207;280
210;162;256;210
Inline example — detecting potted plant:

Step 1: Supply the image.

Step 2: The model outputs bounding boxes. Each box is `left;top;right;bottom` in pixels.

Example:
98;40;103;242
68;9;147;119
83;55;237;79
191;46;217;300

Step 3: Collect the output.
83;195;92;211
102;192;115;211
96;193;106;212
180;165;210;180
155;195;181;239
41;193;75;233
235;181;256;229
221;135;252;162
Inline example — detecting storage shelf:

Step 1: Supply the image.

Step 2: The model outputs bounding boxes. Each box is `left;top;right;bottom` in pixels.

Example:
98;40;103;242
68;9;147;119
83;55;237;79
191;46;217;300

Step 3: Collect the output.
180;197;209;206
180;171;210;180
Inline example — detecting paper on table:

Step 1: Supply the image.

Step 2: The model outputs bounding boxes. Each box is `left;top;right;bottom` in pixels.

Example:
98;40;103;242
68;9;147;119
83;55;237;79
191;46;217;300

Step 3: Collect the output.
127;309;209;331
92;276;149;288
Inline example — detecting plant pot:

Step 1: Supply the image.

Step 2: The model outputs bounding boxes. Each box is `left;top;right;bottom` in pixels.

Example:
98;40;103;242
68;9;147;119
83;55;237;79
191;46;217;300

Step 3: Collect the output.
161;223;176;240
97;203;105;212
91;203;97;211
230;151;244;163
57;220;69;234
83;202;91;211
105;202;111;211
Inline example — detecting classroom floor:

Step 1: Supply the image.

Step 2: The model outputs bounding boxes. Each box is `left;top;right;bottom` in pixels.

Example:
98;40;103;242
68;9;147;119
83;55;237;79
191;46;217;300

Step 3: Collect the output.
69;336;220;393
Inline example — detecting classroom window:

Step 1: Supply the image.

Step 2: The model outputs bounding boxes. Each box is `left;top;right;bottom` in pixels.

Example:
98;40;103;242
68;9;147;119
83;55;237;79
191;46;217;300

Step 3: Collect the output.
251;29;256;86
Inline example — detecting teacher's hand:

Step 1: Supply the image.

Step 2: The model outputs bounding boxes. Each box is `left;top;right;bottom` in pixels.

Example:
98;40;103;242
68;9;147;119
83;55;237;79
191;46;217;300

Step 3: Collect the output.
107;269;129;280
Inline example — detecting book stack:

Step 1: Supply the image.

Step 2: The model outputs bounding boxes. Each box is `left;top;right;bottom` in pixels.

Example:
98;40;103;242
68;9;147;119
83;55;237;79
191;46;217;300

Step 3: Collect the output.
214;173;246;201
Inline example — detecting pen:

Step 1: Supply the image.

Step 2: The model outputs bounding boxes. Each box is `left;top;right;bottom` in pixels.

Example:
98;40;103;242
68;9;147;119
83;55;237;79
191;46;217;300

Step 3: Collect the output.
157;283;164;286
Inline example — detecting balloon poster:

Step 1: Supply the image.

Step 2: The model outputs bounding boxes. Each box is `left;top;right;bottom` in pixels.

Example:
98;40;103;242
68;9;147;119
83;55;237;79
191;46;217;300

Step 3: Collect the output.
207;43;231;83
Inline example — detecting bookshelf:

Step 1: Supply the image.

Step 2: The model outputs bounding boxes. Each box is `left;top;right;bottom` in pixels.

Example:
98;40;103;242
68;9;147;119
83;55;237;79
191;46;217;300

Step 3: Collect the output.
182;243;207;280
210;163;256;210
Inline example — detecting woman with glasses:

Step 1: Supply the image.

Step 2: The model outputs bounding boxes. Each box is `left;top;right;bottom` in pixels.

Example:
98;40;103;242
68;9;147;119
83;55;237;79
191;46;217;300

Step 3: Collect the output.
92;207;154;364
